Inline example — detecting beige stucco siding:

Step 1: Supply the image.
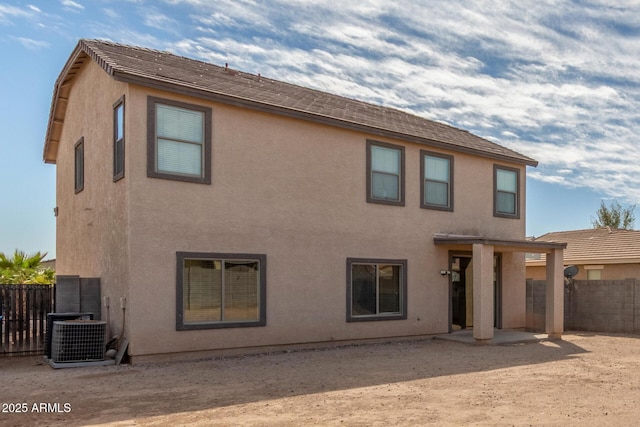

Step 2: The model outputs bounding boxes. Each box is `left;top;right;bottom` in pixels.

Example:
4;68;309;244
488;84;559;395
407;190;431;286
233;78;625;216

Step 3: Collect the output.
54;60;130;336
117;87;527;357
500;252;526;327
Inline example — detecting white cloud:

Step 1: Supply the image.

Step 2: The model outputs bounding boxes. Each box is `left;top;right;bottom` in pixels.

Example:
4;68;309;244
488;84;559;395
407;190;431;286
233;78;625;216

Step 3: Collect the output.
0;4;34;23
61;0;84;11
11;36;50;50
143;9;178;32
96;0;640;205
102;8;119;19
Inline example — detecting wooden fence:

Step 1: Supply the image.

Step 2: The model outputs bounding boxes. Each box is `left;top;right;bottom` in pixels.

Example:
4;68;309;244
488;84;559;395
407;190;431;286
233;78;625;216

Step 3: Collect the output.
0;284;54;355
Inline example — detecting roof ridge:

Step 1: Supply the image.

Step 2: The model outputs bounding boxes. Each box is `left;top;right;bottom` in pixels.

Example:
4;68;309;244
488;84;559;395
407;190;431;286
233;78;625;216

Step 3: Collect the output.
547;227;639;233
80;38;206;75
44;38;539;165
80;39;127;75
83;41;462;129
537;228;640;241
81;38;173;55
80;39;521;148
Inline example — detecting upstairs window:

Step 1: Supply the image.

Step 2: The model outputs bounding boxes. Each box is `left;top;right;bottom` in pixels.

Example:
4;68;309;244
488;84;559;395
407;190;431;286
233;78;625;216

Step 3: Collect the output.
366;140;405;206
74;137;84;194
113;96;125;181
147;97;211;184
421;151;453;211
494;165;520;218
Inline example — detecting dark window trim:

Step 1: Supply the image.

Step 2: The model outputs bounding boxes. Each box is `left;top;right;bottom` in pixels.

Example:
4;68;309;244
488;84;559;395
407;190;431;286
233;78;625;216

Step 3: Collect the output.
113;95;125;181
176;251;267;330
346;257;408;322
147;96;212;184
493;164;520;219
366;140;405;206
421;150;454;211
494;254;502;329
74;137;84;194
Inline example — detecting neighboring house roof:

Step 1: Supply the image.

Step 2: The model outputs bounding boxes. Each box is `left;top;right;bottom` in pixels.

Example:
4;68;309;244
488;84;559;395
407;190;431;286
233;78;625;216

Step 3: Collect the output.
41;259;56;270
43;39;537;166
527;228;640;265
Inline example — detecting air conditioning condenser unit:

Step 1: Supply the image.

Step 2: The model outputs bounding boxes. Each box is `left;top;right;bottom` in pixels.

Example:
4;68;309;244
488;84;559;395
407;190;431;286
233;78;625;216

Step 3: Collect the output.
50;320;106;364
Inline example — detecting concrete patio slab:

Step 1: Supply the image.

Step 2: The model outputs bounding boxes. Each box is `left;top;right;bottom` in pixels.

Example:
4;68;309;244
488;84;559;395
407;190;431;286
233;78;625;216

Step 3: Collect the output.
434;329;549;345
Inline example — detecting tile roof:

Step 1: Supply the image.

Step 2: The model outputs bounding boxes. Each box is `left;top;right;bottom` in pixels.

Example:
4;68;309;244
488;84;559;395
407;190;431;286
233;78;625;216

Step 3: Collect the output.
44;39;538;165
529;228;640;264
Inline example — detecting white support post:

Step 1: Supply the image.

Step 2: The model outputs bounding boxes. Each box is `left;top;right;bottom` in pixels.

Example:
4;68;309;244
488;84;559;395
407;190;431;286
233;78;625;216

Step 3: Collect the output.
545;248;564;340
473;243;494;343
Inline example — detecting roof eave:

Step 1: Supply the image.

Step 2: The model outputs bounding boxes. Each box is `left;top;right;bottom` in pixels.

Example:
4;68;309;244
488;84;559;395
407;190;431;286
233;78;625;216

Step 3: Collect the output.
433;233;566;253
43;40;115;164
565;257;640;265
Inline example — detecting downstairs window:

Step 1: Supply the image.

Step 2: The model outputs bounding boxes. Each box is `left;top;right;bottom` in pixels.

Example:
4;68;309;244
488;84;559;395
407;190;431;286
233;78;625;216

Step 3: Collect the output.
347;258;407;322
176;252;266;330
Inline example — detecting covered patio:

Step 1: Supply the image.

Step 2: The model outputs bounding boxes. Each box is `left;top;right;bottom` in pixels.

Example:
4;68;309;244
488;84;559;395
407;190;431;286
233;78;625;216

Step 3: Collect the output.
433;233;567;343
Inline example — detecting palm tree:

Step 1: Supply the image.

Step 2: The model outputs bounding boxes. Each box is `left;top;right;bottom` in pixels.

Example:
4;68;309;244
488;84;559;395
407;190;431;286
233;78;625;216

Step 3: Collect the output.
0;250;54;284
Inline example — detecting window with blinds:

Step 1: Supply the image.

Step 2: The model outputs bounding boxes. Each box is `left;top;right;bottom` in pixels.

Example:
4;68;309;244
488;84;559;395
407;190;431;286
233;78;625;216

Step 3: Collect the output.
147;97;212;184
156;104;204;177
176;252;267;330
366;140;405;206
494;165;520;218
422;151;453;211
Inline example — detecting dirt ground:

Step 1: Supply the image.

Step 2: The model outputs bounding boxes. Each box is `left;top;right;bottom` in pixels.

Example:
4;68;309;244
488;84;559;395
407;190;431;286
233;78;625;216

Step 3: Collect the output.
1;332;640;426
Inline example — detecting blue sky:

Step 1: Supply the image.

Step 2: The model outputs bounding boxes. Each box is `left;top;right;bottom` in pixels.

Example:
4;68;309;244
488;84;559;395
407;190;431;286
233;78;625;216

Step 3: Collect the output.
1;0;639;259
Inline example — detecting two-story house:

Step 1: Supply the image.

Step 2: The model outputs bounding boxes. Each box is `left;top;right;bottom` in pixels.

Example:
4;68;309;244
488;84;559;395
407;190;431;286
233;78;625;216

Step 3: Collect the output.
43;39;566;362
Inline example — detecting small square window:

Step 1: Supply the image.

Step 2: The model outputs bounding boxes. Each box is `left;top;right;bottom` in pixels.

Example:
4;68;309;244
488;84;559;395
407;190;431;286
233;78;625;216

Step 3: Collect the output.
366;140;405;206
347;258;407;322
176;252;267;330
147;97;212;184
74;137;84;194
494;165;520;218
587;269;601;280
113;96;125;181
421;151;453;211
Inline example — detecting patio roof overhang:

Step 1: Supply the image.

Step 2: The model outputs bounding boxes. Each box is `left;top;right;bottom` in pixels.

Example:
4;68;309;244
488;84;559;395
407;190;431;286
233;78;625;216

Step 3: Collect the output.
434;233;567;343
433;233;567;253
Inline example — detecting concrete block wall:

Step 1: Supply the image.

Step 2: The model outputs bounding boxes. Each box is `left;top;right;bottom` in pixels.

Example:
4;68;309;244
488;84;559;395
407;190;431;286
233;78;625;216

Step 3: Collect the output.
525;278;639;334
525;279;547;332
635;278;640;333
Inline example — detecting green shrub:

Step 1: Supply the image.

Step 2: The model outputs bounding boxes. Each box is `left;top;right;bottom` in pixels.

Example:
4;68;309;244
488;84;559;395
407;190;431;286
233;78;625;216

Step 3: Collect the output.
0;250;55;285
